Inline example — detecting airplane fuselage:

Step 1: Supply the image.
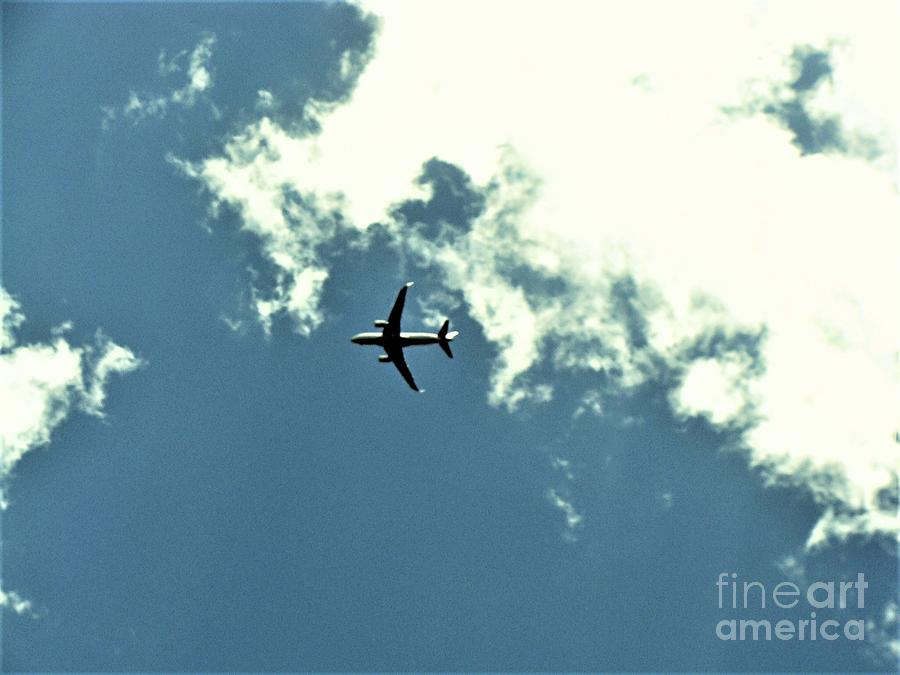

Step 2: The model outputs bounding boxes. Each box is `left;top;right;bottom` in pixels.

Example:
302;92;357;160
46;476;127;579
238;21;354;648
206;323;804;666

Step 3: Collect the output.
351;331;443;347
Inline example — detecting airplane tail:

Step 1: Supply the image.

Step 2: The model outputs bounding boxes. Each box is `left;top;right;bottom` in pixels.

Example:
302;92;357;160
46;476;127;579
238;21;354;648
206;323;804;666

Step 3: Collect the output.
437;319;459;359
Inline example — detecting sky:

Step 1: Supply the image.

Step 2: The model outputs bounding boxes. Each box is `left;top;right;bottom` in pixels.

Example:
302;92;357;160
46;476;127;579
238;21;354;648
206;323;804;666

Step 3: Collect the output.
1;1;898;671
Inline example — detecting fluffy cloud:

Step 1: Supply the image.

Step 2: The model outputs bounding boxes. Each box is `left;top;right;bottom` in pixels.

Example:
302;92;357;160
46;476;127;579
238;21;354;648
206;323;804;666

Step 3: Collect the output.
0;288;142;616
0;288;143;503
177;1;899;549
169;118;349;335
103;33;216;127
169;16;377;335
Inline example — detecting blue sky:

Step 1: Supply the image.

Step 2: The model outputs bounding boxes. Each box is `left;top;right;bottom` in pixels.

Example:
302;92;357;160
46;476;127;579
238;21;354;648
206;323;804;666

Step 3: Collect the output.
2;2;898;671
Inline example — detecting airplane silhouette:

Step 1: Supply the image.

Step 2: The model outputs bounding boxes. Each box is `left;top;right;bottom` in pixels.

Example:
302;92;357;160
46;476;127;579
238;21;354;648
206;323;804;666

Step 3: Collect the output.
351;282;458;392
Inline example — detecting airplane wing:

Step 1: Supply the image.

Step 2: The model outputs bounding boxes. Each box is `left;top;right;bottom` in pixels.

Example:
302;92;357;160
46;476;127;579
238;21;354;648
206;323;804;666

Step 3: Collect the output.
385;344;420;392
386;282;413;335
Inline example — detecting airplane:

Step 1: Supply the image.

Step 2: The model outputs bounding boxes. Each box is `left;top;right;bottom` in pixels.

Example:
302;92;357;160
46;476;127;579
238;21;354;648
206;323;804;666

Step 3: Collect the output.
351;282;459;392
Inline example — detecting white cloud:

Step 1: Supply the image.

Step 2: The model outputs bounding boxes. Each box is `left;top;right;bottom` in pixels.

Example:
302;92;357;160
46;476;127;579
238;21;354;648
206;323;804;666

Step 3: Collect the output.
0;588;33;616
0;288;143;500
169;117;348;335
0;288;141;617
256;89;275;111
552;456;575;481
103;34;216;127
549;456;581;538
674;356;756;428
179;1;900;545
547;488;584;542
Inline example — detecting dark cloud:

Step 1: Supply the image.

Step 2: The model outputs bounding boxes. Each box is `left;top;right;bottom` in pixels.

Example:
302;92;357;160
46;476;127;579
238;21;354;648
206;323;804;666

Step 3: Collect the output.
768;46;854;156
762;98;849;156
874;473;898;514
391;158;486;239
608;276;651;350
789;45;833;93
499;262;569;299
681;323;767;378
732;44;883;159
